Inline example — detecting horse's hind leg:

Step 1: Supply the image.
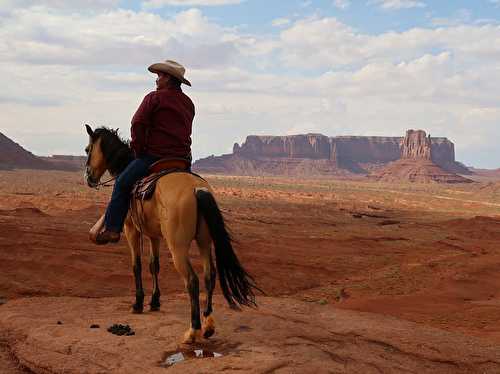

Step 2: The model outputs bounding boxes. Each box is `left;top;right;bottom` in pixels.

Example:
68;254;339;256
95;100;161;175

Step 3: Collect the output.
170;250;202;344
149;238;161;311
124;220;144;314
197;220;216;338
162;194;201;344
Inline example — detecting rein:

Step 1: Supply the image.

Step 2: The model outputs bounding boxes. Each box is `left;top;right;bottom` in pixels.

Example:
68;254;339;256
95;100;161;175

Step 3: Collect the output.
94;176;116;189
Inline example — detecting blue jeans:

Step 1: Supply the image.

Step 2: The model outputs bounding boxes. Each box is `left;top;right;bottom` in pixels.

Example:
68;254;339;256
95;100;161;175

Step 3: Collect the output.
105;155;159;232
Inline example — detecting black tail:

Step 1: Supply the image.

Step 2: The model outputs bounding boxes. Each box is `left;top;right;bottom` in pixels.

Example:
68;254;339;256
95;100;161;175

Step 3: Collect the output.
195;188;262;308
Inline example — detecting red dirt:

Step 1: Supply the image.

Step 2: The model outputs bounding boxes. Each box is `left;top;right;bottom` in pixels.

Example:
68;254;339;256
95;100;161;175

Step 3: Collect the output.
1;170;500;372
4;296;500;373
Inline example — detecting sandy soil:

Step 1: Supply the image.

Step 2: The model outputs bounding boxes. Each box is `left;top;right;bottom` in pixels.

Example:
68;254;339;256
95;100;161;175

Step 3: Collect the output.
1;170;500;373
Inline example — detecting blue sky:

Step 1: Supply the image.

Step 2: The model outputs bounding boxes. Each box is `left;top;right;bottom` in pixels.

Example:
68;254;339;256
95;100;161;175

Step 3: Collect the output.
122;0;500;35
1;0;500;168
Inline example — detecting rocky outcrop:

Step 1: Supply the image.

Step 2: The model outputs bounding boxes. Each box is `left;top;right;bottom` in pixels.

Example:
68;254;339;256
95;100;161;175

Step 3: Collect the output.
401;130;432;160
0;132;80;171
194;130;471;178
430;138;470;174
372;159;473;184
397;129;470;174
333;136;402;172
234;134;333;160
372;130;472;183
3;296;500;373
0;132;53;170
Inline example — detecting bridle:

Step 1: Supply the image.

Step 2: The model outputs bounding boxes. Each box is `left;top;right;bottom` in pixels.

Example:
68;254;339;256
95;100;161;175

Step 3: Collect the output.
94;176;116;189
85;140;116;190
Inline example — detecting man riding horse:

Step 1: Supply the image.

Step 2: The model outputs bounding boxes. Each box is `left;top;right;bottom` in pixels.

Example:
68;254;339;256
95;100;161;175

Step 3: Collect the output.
85;60;260;344
95;59;194;245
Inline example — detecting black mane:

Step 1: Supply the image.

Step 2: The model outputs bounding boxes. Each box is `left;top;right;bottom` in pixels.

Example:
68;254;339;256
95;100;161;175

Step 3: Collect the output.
93;127;134;176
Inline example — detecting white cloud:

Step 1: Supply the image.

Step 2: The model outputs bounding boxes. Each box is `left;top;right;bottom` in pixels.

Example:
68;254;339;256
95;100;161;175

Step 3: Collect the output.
142;0;243;8
1;7;500;167
0;7;247;68
279;16;500;70
370;0;426;10
333;0;350;10
280;17;366;68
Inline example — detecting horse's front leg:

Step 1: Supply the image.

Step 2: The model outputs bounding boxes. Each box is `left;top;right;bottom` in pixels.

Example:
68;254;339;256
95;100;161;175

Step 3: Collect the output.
124;221;144;314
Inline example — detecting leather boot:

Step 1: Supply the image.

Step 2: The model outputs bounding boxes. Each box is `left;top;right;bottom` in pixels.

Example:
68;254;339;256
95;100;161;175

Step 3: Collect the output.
95;230;120;245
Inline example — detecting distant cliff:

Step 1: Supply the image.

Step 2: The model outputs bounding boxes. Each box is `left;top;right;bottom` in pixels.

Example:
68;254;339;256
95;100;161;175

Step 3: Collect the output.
332;136;401;172
0;132;81;171
194;130;471;176
0;132;53;170
372;130;472;184
39;155;86;171
234;134;333;160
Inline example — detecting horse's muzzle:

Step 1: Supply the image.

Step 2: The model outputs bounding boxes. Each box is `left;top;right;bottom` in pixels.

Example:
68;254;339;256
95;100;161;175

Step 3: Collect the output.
84;167;99;188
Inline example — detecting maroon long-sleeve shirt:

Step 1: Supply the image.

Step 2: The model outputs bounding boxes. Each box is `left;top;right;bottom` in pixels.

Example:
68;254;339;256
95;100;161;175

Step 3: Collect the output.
130;87;195;159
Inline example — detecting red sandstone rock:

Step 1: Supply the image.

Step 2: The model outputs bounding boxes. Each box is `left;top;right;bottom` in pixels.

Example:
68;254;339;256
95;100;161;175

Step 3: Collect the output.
430;138;470;174
194;131;471;177
372;159;473;183
0;132;53;170
2;296;500;373
235;134;332;159
333;136;402;172
401;129;432;160
0;132;79;171
370;130;473;183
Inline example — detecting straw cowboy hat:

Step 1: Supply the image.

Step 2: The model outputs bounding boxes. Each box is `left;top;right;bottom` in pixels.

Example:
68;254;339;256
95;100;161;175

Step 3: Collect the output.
148;60;191;86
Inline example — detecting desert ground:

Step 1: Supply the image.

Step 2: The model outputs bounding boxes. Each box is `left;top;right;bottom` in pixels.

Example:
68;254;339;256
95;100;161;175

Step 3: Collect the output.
1;170;500;373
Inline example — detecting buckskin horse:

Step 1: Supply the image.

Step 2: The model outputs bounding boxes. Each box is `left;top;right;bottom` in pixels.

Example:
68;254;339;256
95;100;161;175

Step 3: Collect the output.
83;125;259;344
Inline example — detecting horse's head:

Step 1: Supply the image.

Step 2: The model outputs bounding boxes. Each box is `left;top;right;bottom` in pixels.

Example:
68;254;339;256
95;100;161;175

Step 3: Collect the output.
84;124;107;188
84;124;133;188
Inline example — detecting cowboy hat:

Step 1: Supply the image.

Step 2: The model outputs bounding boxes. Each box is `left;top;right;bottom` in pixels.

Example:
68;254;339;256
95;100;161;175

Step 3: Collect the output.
148;60;191;86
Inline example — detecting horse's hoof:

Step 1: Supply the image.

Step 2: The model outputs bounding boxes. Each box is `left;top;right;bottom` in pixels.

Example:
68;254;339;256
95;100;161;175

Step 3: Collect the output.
229;302;242;311
182;328;202;344
203;328;215;339
149;305;160;312
202;315;215;339
132;304;143;314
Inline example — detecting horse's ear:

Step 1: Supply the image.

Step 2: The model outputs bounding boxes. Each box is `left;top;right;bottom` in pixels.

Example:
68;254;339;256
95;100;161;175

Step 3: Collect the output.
85;124;94;137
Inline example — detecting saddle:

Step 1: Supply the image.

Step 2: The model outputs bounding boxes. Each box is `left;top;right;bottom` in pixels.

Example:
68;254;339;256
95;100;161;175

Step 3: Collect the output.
131;157;204;201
